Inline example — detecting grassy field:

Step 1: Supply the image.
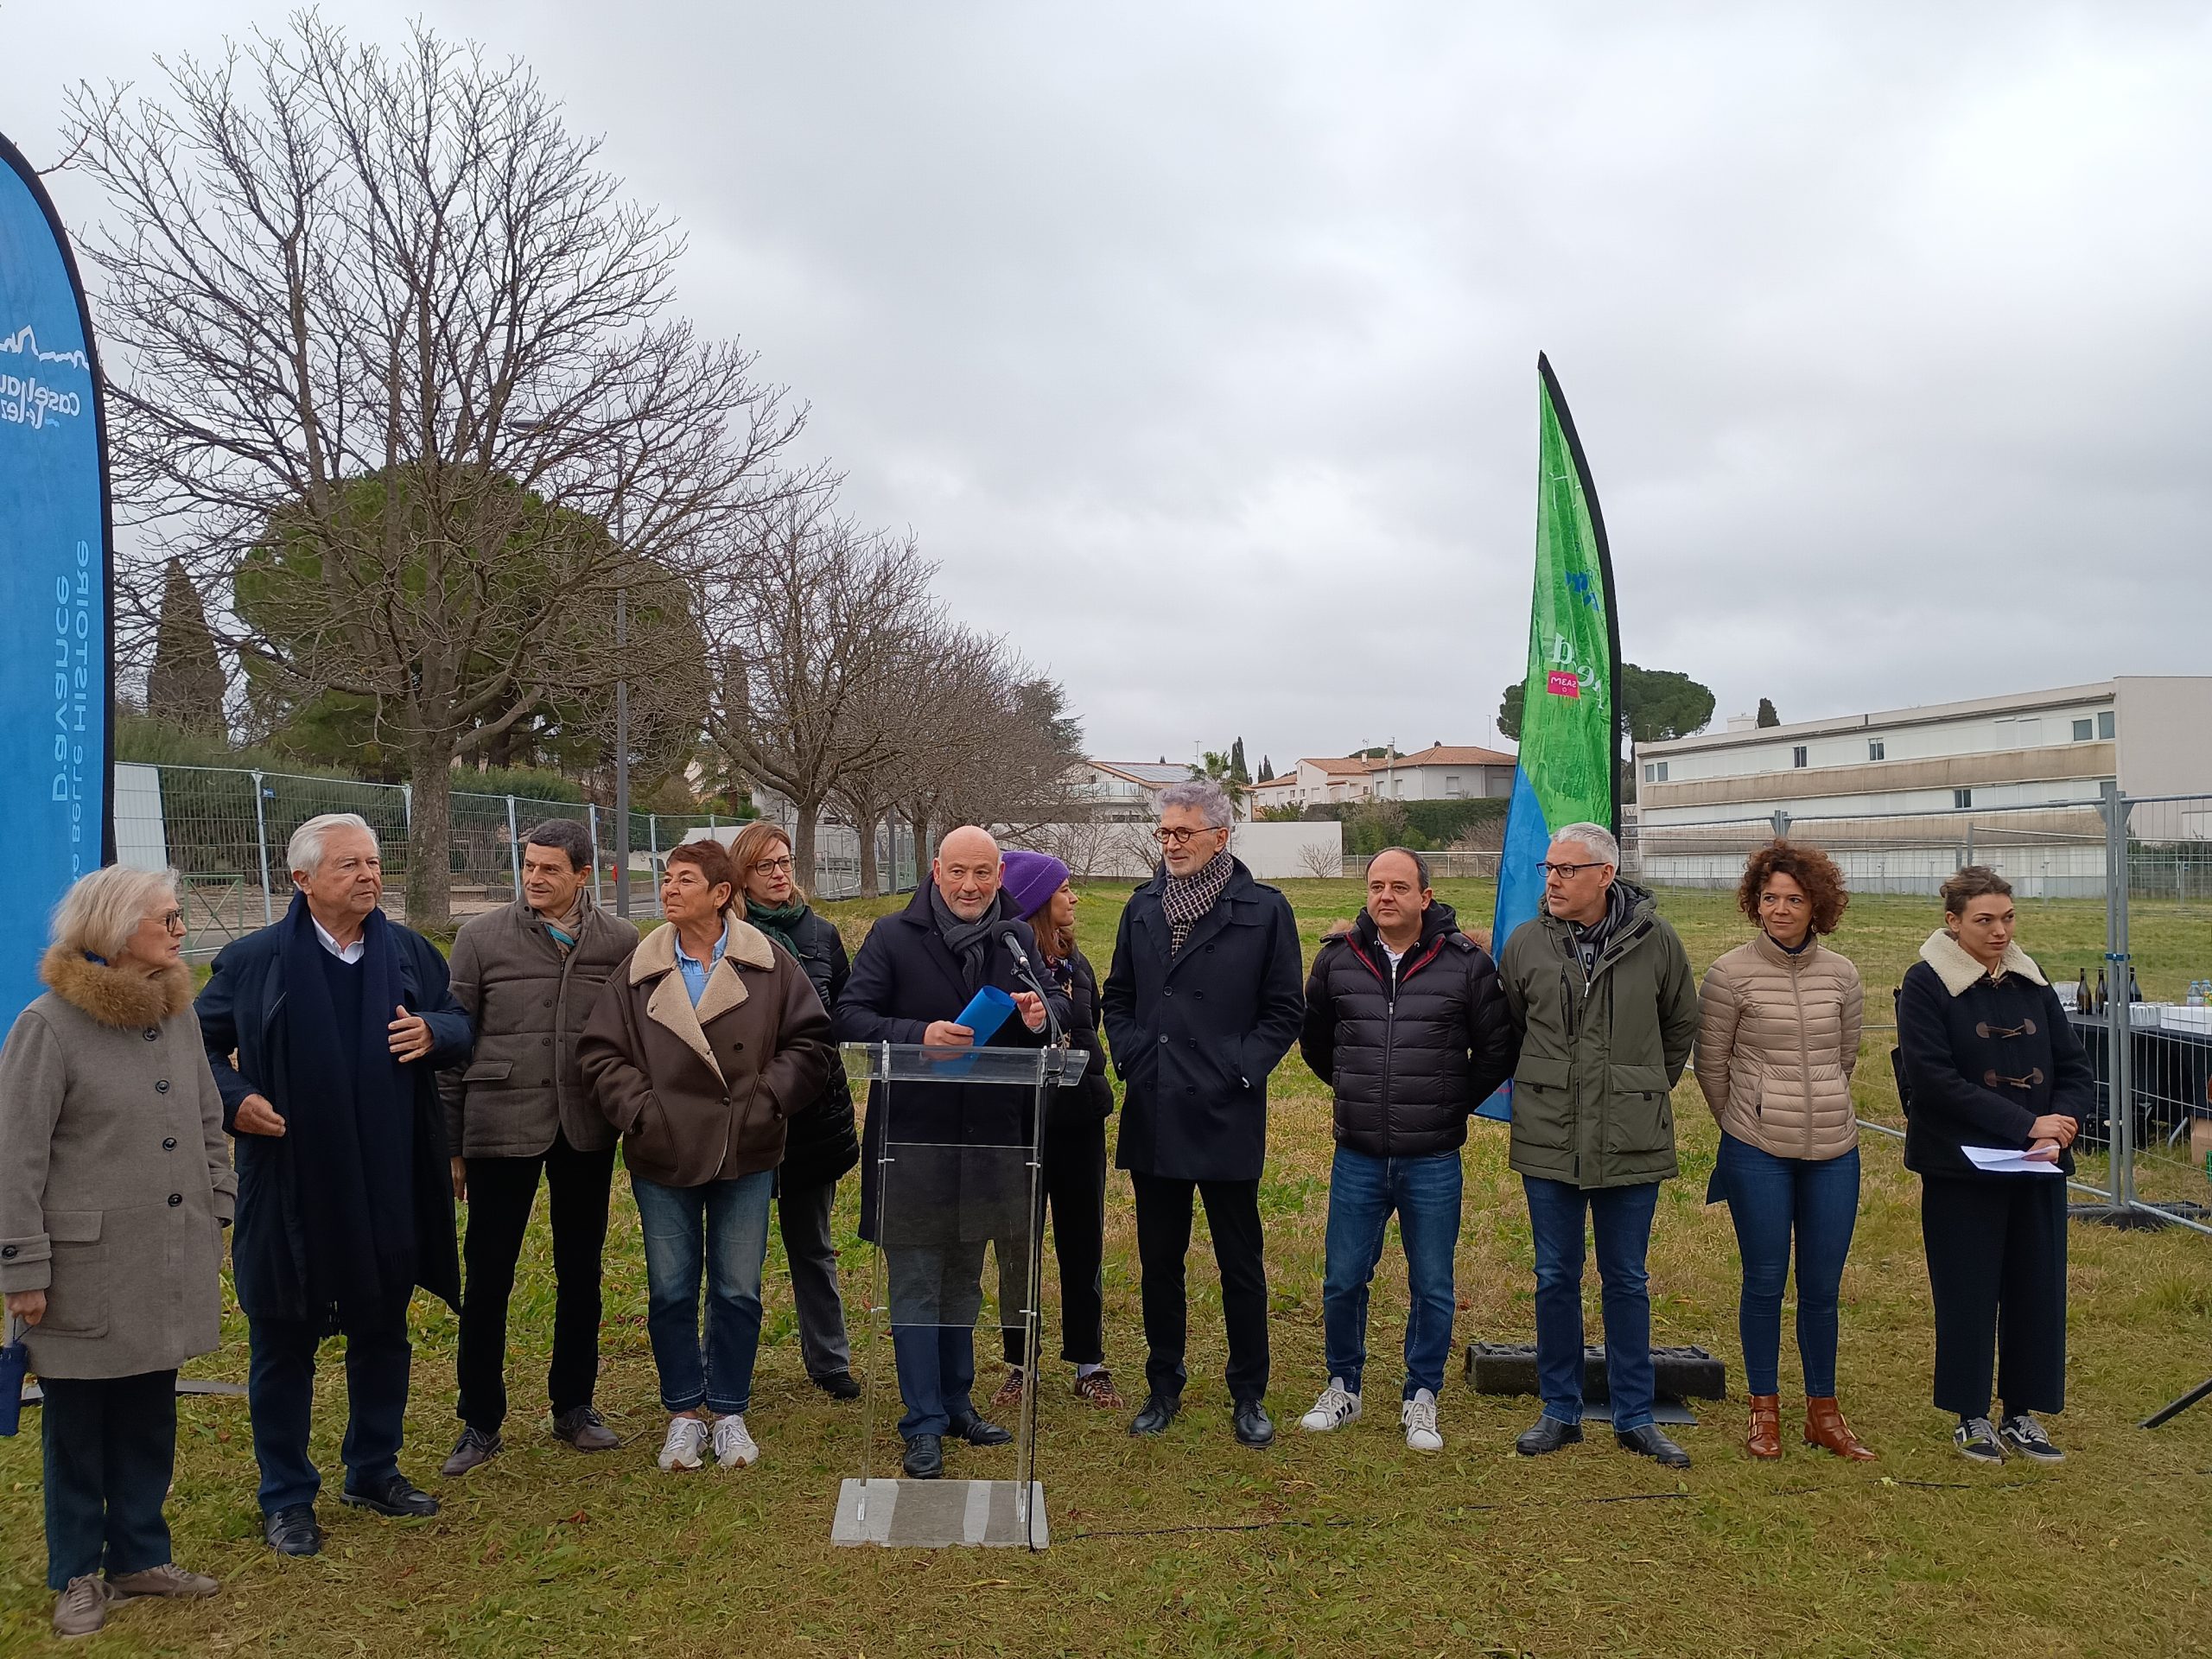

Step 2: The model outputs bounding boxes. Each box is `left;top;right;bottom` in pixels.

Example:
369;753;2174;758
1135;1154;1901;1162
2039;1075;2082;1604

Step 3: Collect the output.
3;879;2209;1656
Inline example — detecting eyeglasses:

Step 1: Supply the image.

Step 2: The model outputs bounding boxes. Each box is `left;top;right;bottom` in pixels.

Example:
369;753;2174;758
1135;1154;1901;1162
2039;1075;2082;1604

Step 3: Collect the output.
1537;861;1605;879
145;910;186;933
750;855;796;874
1154;826;1224;846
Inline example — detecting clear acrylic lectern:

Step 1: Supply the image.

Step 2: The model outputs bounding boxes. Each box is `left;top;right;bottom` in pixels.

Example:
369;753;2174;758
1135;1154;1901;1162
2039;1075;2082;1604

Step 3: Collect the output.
830;1040;1086;1551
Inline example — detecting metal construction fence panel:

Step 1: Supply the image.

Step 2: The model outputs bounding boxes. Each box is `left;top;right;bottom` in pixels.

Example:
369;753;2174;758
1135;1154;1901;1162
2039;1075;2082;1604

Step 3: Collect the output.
111;761;913;958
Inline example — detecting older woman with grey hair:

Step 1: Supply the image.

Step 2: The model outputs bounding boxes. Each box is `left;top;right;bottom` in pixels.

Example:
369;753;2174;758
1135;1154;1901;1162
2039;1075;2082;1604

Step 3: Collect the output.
0;866;233;1638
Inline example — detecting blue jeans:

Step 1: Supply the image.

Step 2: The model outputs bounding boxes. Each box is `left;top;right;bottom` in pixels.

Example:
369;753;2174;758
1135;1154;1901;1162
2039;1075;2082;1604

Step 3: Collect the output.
40;1371;177;1589
632;1171;775;1415
1522;1176;1661;1433
1322;1147;1462;1400
1716;1134;1860;1398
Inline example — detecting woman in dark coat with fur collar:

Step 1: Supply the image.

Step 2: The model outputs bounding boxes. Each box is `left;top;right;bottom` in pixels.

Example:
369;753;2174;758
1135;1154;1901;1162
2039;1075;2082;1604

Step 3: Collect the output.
1897;865;2090;1468
0;867;233;1638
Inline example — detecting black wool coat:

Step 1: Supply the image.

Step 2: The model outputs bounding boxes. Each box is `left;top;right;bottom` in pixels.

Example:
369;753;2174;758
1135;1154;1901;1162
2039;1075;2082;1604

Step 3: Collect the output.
769;905;861;1191
831;885;1067;1244
1898;933;2094;1181
1102;858;1305;1184
197;912;473;1321
1299;901;1519;1159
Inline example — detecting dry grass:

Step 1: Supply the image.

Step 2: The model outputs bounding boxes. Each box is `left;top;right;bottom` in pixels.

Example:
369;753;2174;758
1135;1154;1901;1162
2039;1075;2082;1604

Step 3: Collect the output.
2;880;2208;1656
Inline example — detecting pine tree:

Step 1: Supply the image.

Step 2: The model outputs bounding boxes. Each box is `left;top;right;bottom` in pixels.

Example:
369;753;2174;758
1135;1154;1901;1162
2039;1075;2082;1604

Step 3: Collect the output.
1260;754;1274;782
1756;697;1780;728
146;557;227;733
1230;735;1249;785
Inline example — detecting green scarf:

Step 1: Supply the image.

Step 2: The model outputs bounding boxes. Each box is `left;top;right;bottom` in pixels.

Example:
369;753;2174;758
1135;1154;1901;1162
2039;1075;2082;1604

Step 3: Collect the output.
746;896;810;960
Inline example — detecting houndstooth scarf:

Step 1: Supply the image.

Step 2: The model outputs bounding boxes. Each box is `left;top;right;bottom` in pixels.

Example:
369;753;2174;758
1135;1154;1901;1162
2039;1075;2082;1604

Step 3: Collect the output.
1163;849;1234;956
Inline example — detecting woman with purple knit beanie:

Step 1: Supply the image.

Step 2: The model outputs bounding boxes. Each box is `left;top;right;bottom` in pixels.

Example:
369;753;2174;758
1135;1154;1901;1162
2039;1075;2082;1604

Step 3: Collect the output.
988;850;1122;1408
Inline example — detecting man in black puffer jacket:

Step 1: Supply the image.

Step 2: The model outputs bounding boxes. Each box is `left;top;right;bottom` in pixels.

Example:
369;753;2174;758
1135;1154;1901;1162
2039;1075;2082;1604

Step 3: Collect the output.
1296;848;1517;1453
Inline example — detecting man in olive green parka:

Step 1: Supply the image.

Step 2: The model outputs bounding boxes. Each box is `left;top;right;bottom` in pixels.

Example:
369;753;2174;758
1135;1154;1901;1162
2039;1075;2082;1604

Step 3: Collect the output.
1496;823;1698;1469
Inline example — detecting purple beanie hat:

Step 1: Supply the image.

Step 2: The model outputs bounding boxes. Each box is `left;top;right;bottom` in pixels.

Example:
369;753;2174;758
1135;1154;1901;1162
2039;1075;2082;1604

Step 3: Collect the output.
999;849;1071;922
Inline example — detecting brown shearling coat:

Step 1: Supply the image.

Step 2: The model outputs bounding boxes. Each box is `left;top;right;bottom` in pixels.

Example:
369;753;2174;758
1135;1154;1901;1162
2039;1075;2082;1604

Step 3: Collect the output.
0;948;235;1378
1694;931;1865;1162
576;912;834;1188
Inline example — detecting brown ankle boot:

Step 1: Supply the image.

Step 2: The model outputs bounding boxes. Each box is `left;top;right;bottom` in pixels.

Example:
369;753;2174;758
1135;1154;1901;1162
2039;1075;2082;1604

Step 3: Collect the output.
1745;1394;1783;1459
1804;1396;1875;1461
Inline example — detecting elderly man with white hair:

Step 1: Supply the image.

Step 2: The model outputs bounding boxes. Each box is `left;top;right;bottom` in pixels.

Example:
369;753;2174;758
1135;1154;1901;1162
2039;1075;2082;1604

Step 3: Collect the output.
1494;821;1700;1469
195;813;474;1557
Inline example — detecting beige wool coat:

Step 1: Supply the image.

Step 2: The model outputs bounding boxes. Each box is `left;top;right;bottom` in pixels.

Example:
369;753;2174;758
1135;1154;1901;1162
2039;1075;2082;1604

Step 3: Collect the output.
1694;931;1865;1162
0;948;234;1378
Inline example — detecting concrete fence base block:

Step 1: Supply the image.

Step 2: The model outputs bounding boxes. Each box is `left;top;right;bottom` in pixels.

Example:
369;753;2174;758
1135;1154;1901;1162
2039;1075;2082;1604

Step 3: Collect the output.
1465;1341;1728;1402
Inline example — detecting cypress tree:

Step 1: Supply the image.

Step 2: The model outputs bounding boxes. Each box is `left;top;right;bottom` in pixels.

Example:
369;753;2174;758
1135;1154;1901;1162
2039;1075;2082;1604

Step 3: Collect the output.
147;557;227;733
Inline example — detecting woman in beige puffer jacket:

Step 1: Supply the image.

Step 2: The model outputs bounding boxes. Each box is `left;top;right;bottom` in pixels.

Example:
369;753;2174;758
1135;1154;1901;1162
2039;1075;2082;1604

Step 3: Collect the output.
1695;840;1871;1464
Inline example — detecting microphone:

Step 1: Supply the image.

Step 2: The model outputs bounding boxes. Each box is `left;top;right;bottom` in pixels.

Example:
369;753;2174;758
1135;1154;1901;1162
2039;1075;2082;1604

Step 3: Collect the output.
1001;929;1065;1047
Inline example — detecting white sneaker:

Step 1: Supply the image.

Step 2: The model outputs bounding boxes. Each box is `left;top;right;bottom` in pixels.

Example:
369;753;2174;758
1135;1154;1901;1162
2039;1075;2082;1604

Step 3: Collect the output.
657;1415;709;1472
712;1413;760;1470
1402;1389;1443;1453
1300;1379;1362;1433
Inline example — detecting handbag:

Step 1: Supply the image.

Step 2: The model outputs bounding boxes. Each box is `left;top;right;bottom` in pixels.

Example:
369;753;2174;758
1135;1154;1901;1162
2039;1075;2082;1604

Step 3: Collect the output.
0;1311;28;1437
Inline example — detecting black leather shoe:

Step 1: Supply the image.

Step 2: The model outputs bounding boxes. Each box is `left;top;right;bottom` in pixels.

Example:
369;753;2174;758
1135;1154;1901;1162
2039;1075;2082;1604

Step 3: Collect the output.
1232;1399;1275;1448
1515;1415;1585;1456
264;1504;321;1557
340;1473;441;1518
814;1370;863;1402
947;1414;1014;1447
902;1433;944;1479
1617;1424;1692;1468
1128;1393;1180;1437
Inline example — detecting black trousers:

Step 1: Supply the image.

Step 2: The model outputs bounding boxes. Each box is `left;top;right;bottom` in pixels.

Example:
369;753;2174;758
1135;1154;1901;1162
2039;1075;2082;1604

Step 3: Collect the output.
456;1131;617;1433
1921;1173;2068;1420
40;1370;178;1590
1129;1172;1268;1403
1000;1114;1109;1368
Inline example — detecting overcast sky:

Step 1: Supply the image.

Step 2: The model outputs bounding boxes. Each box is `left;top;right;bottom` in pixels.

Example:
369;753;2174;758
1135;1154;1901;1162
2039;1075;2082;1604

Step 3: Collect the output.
16;3;2212;770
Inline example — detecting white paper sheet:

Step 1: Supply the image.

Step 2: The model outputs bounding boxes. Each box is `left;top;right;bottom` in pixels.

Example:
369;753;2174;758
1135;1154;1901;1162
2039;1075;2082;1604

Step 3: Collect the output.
1961;1145;2064;1175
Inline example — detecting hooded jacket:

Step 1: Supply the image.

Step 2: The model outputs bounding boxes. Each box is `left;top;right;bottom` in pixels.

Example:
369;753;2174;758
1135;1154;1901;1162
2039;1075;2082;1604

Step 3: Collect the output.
1496;879;1699;1190
1299;900;1519;1158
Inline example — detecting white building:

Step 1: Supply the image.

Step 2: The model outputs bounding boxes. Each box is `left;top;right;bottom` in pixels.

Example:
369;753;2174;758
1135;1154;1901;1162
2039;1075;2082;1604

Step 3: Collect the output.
1632;677;2212;895
1075;760;1251;821
1251;745;1516;812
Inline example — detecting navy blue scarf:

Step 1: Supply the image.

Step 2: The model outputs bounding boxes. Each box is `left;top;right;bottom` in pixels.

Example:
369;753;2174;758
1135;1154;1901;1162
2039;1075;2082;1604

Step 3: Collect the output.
279;893;416;1309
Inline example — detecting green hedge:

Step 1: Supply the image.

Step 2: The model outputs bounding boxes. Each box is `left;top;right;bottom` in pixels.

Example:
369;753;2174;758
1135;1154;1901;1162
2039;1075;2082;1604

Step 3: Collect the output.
1297;797;1509;854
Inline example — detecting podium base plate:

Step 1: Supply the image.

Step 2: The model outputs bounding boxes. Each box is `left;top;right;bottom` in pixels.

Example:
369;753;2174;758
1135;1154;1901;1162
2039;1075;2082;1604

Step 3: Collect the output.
832;1478;1047;1548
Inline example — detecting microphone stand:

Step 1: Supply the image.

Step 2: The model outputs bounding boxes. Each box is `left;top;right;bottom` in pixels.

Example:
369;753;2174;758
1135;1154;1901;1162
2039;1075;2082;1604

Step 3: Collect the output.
1001;926;1063;1533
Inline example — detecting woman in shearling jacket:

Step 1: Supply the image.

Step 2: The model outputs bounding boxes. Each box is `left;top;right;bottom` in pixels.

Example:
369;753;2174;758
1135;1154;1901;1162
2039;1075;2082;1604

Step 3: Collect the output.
1897;865;2088;1468
0;867;233;1639
1696;841;1871;1462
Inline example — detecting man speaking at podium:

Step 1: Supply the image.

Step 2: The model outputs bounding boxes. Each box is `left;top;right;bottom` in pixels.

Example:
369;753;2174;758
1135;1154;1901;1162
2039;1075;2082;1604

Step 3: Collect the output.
833;826;1065;1480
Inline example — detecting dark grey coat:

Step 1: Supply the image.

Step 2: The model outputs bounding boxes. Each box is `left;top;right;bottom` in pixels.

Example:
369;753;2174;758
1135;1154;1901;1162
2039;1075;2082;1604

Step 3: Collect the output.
440;893;639;1159
0;950;234;1379
1102;858;1306;1183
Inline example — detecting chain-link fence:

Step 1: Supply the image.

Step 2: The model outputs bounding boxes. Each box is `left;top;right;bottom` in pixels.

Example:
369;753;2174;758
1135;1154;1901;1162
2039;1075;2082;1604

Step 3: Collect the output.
113;760;914;962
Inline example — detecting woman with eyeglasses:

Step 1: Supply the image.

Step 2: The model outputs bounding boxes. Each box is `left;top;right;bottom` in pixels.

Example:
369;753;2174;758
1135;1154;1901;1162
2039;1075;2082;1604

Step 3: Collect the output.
1897;866;2088;1467
1694;841;1871;1461
0;868;233;1638
727;821;862;1400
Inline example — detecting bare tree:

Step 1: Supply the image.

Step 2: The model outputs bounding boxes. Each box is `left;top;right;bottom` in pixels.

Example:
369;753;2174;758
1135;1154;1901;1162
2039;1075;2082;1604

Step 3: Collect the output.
701;504;937;882
67;16;807;921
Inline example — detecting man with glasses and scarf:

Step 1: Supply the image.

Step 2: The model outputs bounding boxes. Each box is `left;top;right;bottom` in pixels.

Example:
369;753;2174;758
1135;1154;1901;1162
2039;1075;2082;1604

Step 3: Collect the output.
1103;780;1304;1449
1495;822;1699;1468
832;826;1063;1480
